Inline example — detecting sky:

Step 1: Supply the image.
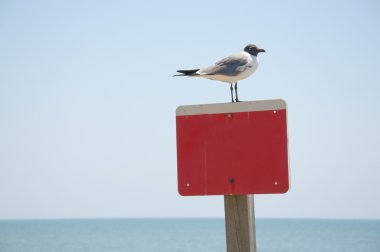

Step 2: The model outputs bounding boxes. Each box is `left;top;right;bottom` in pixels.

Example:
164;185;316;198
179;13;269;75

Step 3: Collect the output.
0;0;379;220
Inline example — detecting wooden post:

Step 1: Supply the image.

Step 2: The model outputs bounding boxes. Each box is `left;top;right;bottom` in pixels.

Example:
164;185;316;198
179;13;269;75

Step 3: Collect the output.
224;195;256;252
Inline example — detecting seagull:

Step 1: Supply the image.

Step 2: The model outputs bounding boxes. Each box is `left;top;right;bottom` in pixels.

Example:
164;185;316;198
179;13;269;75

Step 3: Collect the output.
174;44;265;102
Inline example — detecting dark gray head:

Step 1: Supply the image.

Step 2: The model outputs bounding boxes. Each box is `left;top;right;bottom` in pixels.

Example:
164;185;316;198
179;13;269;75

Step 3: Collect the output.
244;44;266;56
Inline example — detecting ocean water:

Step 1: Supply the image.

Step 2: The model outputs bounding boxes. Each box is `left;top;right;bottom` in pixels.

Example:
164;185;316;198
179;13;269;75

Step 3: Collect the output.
0;218;379;252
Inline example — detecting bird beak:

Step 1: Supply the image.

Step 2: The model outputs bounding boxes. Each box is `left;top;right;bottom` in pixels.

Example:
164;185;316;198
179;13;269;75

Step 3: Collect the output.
258;48;266;53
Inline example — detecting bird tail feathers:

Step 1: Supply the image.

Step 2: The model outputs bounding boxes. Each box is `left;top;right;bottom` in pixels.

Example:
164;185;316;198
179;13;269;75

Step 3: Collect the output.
173;69;200;77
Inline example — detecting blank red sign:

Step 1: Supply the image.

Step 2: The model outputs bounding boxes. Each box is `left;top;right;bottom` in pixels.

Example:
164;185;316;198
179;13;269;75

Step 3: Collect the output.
176;99;289;196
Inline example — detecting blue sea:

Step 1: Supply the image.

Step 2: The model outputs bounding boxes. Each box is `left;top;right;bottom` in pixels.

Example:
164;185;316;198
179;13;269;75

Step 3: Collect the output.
0;218;379;252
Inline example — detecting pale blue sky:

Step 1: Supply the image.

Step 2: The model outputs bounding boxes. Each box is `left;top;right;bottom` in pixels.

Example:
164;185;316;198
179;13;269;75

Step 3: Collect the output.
0;0;379;219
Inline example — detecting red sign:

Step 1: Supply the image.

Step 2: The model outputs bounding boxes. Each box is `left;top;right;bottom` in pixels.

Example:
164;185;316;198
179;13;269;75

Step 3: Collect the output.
176;99;289;196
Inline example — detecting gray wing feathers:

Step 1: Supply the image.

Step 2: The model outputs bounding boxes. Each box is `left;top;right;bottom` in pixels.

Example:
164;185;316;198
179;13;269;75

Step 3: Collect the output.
198;54;249;76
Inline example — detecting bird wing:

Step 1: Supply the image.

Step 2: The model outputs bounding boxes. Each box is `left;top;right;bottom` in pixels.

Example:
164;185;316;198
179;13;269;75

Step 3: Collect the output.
198;54;249;76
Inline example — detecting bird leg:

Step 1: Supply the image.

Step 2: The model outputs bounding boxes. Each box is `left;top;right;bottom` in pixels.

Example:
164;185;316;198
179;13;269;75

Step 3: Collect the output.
230;83;234;103
234;82;240;102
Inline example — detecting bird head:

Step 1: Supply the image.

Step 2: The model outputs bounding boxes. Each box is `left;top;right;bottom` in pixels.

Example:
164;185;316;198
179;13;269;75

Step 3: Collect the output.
244;44;266;56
